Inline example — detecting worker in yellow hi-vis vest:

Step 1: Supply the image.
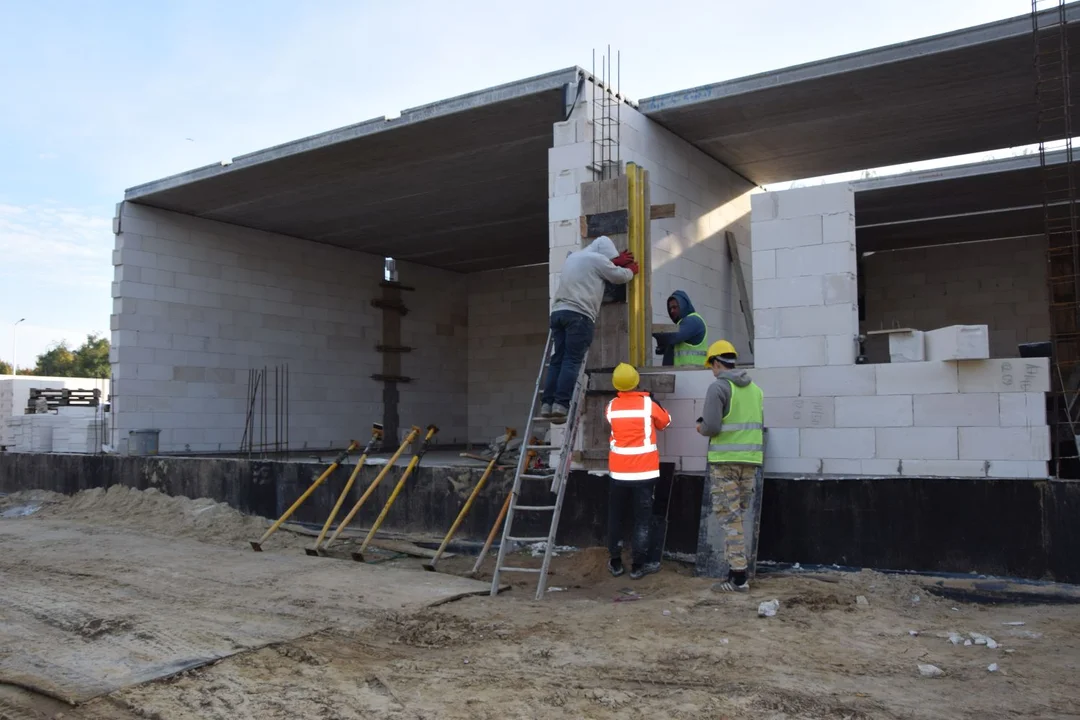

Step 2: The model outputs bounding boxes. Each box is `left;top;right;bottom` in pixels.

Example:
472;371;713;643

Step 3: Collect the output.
652;290;708;367
695;339;763;592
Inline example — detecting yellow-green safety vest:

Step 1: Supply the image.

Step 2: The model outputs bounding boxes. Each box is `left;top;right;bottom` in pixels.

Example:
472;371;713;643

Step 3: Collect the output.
673;312;709;367
708;381;764;465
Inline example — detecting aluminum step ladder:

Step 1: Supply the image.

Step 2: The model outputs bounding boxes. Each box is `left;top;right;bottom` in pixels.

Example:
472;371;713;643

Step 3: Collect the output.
490;330;589;600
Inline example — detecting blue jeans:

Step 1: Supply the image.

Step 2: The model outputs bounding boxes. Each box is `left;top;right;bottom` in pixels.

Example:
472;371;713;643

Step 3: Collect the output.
541;310;595;408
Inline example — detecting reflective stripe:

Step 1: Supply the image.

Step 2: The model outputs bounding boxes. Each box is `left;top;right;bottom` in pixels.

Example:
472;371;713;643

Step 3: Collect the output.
643;396;653;446
674;349;707;357
607;410;650;419
708;443;764;452
722;422;763;431
611;442;658;455
610;469;660;481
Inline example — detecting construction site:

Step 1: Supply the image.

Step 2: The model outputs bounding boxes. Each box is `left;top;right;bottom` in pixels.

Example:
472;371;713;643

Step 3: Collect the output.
3;3;1080;718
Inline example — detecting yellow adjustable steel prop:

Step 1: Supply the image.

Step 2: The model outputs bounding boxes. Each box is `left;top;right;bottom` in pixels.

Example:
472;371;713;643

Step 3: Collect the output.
250;439;359;551
467;447;537;578
305;424;383;556
318;426;421;554
352;425;439;562
627;162;648;368
424;428;516;572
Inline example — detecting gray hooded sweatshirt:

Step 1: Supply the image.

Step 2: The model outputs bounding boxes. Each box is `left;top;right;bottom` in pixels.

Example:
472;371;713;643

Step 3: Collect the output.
550;236;634;322
697;369;755;437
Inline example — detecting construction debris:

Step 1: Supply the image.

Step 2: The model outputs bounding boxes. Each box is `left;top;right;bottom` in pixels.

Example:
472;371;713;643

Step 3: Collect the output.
918;664;944;678
758;599;780;618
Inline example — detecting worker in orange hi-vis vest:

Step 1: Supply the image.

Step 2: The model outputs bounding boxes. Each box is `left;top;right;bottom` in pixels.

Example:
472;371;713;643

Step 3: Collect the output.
605;362;672;580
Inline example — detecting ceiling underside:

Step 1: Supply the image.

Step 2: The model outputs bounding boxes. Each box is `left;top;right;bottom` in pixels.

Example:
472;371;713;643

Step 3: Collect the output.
640;5;1080;185
853;152;1062;253
125;69;581;273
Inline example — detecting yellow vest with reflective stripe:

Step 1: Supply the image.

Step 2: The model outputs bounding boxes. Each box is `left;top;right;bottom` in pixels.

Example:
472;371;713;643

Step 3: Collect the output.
708;381;764;465
673;312;709;367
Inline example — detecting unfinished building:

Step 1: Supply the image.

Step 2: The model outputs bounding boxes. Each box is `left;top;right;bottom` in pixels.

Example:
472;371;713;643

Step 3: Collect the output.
1;4;1076;584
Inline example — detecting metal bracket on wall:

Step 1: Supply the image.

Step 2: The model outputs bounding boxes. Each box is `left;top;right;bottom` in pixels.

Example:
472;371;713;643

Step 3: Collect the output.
372;374;413;383
376;345;414;354
371;299;409;315
379;281;415;292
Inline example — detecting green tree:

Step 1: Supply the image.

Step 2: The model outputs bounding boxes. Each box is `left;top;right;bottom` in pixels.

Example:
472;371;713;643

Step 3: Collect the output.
31;334;110;378
0;360;11;375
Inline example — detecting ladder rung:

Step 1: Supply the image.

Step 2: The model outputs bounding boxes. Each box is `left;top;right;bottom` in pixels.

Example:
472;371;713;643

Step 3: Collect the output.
498;566;543;573
507;536;549;543
520;473;556;480
526;444;561;451
513;505;557;511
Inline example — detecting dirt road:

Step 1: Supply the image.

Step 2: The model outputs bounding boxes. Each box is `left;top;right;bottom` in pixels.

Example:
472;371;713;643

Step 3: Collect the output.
2;487;1080;719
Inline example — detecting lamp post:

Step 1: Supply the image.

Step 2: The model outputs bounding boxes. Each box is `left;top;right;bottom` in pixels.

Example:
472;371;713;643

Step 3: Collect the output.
12;318;25;376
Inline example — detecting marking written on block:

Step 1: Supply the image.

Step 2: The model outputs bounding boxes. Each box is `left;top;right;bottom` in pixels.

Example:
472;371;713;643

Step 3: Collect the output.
793;398;828;426
1003;362;1045;393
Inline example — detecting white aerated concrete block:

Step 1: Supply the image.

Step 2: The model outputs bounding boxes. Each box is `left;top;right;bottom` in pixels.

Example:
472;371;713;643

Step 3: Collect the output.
754;276;824;309
924;325;990;361
664;428;708;458
901;460;987;478
959;427;1050;461
823;273;857;305
662;399;698;428
751;216;823;251
862;459;903;476
665;369;717;400
958;358;1050;393
778;304;857;338
752;250;776;280
801;428;875;459
681;455;707;473
821;459;863;475
987;461;1048;479
826;335;857;365
822;212;855;244
752;367;800;397
754;309;779;339
764;428;800;457
875;361;959;395
913;393;1000;427
836;395;913;427
765;457;823;475
800;365;875;396
762;397;834;428
889;331;926;363
755;337;827;368
767;183;854;220
998;393;1046;427
876;427;958;460
776;242;856;279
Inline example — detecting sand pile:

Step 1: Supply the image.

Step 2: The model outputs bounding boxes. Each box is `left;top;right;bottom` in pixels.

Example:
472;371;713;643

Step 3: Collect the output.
0;485;305;548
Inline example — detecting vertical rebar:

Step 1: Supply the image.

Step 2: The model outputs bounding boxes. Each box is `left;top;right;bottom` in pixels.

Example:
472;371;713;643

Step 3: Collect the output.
285;363;290;455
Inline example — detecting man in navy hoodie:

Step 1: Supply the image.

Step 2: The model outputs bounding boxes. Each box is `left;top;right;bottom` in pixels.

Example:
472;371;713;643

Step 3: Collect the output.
652;290;709;367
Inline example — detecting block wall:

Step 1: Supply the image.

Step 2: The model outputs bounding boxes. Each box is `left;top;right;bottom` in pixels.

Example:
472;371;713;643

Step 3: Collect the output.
549;81;756;361
394;262;469;445
110;202;387;453
655;361;1051;478
750;184;860;368
466;265;549;442
860;237;1050;359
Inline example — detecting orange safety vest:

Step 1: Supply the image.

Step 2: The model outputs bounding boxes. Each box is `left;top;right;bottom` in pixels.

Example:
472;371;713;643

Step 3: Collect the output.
605;391;672;482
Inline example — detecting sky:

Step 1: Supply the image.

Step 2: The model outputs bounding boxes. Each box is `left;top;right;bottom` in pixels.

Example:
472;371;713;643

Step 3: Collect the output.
0;0;1030;366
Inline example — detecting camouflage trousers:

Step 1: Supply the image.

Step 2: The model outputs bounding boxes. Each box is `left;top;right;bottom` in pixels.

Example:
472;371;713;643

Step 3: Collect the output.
707;463;758;572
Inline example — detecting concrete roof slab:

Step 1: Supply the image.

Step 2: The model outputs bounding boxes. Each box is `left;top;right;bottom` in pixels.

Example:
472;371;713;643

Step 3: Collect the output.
126;68;583;273
640;6;1080;185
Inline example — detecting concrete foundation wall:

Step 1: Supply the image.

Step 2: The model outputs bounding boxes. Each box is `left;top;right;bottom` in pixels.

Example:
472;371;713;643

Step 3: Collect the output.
111;202;385;453
860;237;1050;360
548;82;756;361
466;265;549;443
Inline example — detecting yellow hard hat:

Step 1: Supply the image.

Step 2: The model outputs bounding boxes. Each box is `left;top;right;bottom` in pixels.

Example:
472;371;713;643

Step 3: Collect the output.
705;340;738;367
612;363;640;391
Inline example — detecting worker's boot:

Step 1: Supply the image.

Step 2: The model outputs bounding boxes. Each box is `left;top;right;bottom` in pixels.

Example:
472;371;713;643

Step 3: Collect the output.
629;561;660;580
540;403;553;418
608;557;625;577
550;404;569;425
710;569;749;593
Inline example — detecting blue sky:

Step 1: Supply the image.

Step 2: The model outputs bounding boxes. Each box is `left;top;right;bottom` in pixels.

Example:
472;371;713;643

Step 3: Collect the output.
0;0;1027;366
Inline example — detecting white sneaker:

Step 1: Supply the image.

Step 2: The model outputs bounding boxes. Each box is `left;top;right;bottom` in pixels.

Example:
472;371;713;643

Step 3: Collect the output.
540;403;553;418
550;404;569;425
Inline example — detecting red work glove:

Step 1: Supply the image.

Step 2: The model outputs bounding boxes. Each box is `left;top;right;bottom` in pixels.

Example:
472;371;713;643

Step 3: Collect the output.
612;250;635;268
626;261;640;275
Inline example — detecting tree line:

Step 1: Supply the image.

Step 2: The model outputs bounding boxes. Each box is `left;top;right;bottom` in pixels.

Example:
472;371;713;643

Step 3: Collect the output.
0;334;110;378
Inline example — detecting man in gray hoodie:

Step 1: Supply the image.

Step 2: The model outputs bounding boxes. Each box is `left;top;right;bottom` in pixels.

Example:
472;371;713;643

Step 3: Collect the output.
542;236;637;423
696;339;763;592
